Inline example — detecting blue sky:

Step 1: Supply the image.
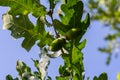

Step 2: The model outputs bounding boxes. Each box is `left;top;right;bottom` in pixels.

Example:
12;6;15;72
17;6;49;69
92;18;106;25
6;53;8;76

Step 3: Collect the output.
0;1;120;80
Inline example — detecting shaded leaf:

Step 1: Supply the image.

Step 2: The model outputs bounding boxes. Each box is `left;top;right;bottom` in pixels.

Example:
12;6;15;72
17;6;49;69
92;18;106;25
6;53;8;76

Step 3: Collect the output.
6;76;19;80
6;75;13;80
99;72;108;80
53;19;70;33
35;16;45;34
68;1;84;28
93;76;98;80
93;72;108;80
49;0;55;9
82;13;90;29
75;13;90;44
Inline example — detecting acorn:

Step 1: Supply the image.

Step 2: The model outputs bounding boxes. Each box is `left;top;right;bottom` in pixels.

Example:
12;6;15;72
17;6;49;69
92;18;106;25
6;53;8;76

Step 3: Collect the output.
49;37;66;51
65;28;81;40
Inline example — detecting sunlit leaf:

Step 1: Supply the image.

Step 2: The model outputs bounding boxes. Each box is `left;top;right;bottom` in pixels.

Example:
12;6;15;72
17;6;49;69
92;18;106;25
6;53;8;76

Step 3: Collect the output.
77;39;86;50
60;4;74;25
62;54;71;67
3;13;37;51
0;0;46;17
72;45;83;64
37;32;54;47
56;76;70;80
66;0;80;7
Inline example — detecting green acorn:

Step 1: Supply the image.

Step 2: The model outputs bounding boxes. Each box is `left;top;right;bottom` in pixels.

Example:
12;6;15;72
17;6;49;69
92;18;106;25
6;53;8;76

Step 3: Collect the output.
49;37;66;51
65;28;81;40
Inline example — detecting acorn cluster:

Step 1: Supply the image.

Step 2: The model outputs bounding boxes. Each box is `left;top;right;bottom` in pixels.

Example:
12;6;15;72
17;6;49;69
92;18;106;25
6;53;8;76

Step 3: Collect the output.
49;28;81;52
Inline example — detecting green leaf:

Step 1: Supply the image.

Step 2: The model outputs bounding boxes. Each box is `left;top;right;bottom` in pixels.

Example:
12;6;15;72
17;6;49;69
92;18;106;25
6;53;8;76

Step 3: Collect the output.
93;76;98;80
53;19;70;34
62;54;71;67
72;65;81;79
49;0;55;9
6;75;13;80
68;1;84;28
58;65;70;77
99;72;108;80
2;13;52;51
6;76;18;80
93;72;108;80
74;13;90;44
82;13;90;29
47;76;52;80
71;45;84;80
59;65;64;75
4;14;37;51
72;45;83;64
37;32;54;47
73;75;78;80
0;0;46;17
35;16;45;34
60;4;74;25
32;59;39;71
56;76;70;80
77;39;86;50
64;0;80;7
22;33;37;51
16;60;31;77
105;34;116;41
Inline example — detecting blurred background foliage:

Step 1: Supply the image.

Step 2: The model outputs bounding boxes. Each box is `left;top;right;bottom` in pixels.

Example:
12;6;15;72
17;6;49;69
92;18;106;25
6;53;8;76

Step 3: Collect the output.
86;0;120;65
